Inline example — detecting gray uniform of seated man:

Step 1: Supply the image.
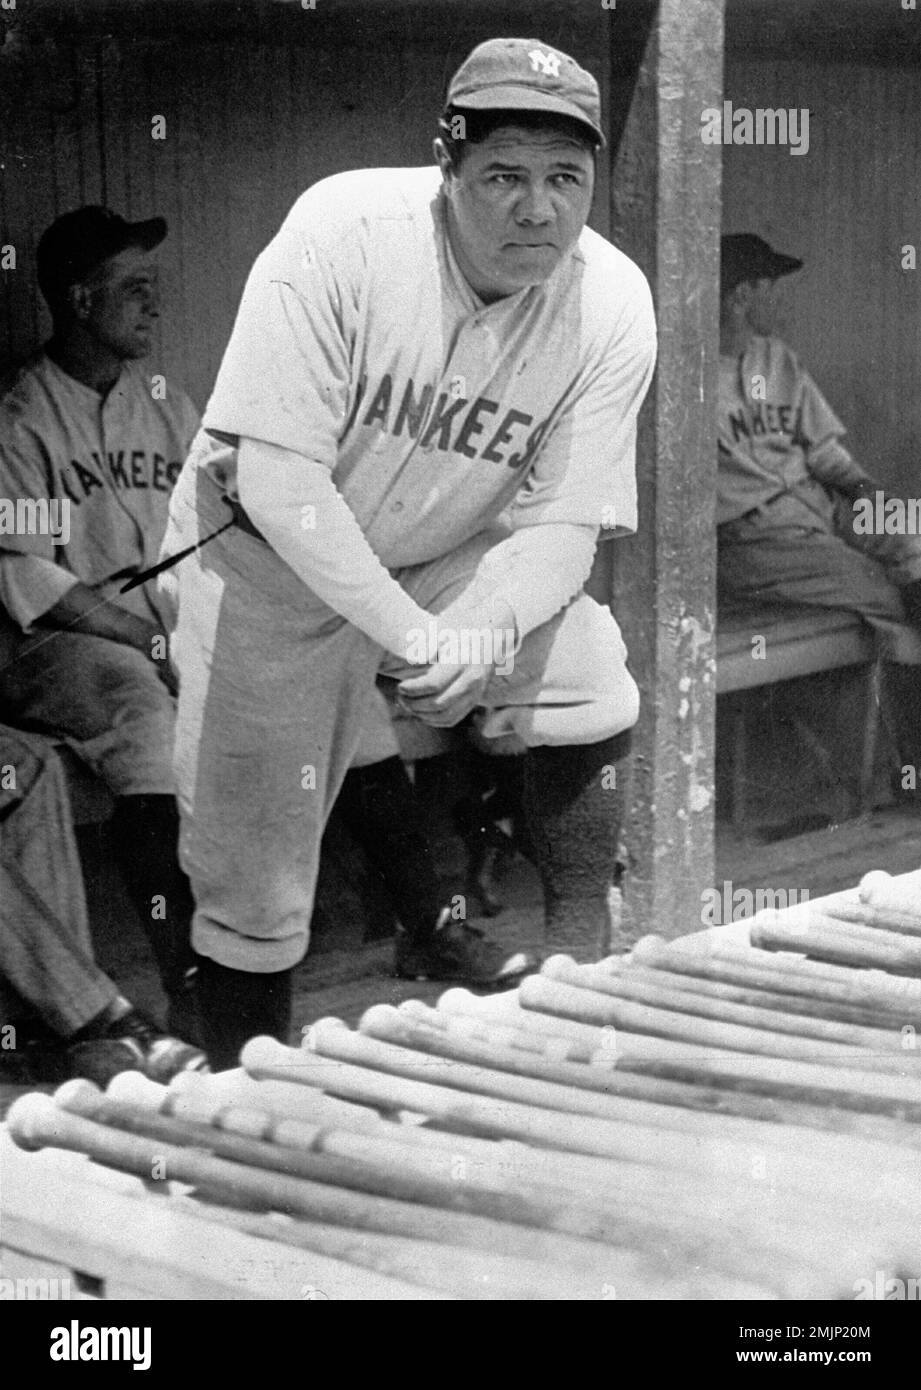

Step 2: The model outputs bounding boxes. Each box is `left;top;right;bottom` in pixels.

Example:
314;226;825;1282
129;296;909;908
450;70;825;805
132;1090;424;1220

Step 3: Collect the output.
716;233;921;763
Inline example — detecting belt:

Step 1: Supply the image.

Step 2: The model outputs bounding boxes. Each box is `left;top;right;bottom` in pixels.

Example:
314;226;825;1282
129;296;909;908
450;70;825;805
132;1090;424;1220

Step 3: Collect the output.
720;490;788;532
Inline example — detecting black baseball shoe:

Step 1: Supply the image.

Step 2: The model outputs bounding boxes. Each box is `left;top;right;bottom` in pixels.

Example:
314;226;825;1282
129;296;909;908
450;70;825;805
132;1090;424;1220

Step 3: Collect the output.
91;1009;209;1083
394;910;536;989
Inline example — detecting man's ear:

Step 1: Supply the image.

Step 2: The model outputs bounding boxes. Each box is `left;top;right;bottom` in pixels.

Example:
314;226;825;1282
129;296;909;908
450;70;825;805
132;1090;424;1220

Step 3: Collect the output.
433;137;453;181
726;281;754;321
68;283;93;322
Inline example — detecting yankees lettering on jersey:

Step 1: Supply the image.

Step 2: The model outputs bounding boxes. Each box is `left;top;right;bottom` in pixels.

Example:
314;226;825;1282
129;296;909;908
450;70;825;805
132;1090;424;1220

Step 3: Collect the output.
197;166;656;570
724;399;810;451
56;449;182;506
348;371;548;471
716;335;849;526
0;354;198;590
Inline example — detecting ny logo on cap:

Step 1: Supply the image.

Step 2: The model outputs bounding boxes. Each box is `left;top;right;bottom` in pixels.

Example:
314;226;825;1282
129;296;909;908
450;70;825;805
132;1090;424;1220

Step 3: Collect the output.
528;48;561;78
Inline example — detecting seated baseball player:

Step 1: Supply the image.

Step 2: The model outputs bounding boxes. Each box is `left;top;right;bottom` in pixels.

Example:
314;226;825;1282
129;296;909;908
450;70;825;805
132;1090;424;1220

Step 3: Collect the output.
0;725;208;1084
0;206;202;1040
717;233;921;757
160;37;657;1068
718;233;921;644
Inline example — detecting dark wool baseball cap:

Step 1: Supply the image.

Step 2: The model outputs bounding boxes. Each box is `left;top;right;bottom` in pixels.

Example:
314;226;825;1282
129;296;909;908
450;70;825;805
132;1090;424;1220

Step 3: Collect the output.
37;206;167;302
721;233;803;295
446;38;604;147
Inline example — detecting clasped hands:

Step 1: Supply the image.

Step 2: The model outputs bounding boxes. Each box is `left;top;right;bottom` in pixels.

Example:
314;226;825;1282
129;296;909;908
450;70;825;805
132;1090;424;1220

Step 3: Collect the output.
396;598;518;729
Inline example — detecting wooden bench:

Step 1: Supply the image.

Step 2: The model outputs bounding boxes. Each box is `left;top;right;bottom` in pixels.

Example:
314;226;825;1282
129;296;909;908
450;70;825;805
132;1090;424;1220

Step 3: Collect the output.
716;604;884;826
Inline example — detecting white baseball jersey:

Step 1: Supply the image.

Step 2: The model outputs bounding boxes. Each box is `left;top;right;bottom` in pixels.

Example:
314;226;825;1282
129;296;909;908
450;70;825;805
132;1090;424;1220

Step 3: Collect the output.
192;165;656;580
717;335;866;527
0;353;199;628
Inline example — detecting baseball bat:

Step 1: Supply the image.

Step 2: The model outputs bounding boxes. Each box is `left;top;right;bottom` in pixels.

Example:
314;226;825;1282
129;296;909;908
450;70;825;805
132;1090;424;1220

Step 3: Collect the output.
60;1078;649;1247
377;1001;921;1149
751;907;921;975
8;1090;632;1270
544;955;903;1052
299;1020;921;1220
2;1101;445;1300
24;1090;787;1299
629;935;921;1023
100;1074;814;1293
436;986;921;1115
520;972;921;1075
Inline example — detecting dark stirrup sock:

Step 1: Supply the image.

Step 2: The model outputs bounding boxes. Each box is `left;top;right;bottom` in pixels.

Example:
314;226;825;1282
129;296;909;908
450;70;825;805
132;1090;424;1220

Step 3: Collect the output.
522;731;632;962
335;757;447;943
195;957;293;1071
110;795;197;998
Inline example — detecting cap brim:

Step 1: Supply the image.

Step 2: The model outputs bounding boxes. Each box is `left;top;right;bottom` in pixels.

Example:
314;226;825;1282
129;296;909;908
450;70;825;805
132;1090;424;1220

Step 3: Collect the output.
123;216;167;252
770;252;803;278
452;86;604;146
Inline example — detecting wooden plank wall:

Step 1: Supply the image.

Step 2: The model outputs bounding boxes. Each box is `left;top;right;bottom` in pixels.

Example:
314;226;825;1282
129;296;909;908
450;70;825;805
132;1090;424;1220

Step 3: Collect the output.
721;56;921;494
0;2;614;413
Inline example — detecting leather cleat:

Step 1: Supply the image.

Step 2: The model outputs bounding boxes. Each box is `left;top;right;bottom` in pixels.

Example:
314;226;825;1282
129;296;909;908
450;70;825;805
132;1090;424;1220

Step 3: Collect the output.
394;910;536;990
104;1009;210;1082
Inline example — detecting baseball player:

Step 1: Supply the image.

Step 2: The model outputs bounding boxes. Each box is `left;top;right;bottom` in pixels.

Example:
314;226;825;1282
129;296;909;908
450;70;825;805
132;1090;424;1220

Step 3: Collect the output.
161;38;657;1067
718;234;921;647
0;724;208;1083
0;206;201;1037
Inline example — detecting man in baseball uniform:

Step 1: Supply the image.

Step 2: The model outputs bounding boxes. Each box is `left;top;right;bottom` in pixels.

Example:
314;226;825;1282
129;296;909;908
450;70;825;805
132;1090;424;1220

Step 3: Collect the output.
718;235;921;751
0;206;201;1036
1;724;207;1083
718;234;921;645
162;38;657;1066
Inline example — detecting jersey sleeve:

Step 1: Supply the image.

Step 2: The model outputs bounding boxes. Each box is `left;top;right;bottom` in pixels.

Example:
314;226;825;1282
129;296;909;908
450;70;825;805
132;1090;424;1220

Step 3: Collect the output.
459;522;598;643
0;552;79;630
797;363;846;453
0;423;57;562
202;200;361;467
237;439;435;662
507;276;657;537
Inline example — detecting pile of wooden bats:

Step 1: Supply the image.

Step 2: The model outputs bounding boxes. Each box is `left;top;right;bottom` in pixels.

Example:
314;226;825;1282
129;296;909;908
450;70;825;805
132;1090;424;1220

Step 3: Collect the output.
5;867;921;1300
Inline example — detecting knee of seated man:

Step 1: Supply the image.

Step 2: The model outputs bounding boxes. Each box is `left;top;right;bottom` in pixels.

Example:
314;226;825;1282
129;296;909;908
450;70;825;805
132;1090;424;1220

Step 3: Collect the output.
93;642;174;717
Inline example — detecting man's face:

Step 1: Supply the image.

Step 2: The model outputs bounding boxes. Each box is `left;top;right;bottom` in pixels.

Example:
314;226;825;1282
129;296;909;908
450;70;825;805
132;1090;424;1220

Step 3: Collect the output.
746;275;791;336
79;245;160;358
438;125;595;302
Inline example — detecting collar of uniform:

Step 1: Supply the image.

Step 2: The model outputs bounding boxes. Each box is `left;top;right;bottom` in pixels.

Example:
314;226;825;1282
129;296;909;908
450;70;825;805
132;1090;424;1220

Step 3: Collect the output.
41;349;130;406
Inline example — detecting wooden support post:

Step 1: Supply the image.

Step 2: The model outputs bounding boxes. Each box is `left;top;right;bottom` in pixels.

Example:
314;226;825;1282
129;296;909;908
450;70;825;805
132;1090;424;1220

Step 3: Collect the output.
607;0;724;941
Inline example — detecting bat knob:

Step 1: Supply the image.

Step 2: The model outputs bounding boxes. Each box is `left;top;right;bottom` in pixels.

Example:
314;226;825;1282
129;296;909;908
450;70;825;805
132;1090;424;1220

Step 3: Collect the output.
628;934;667;964
54;1078;102;1113
540;954;576;979
397;999;436;1021
240;1034;284;1074
302;1017;347;1051
859;870;891;902
437;988;480;1015
6;1092;59;1151
108;1070;170;1107
359;1004;402;1036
